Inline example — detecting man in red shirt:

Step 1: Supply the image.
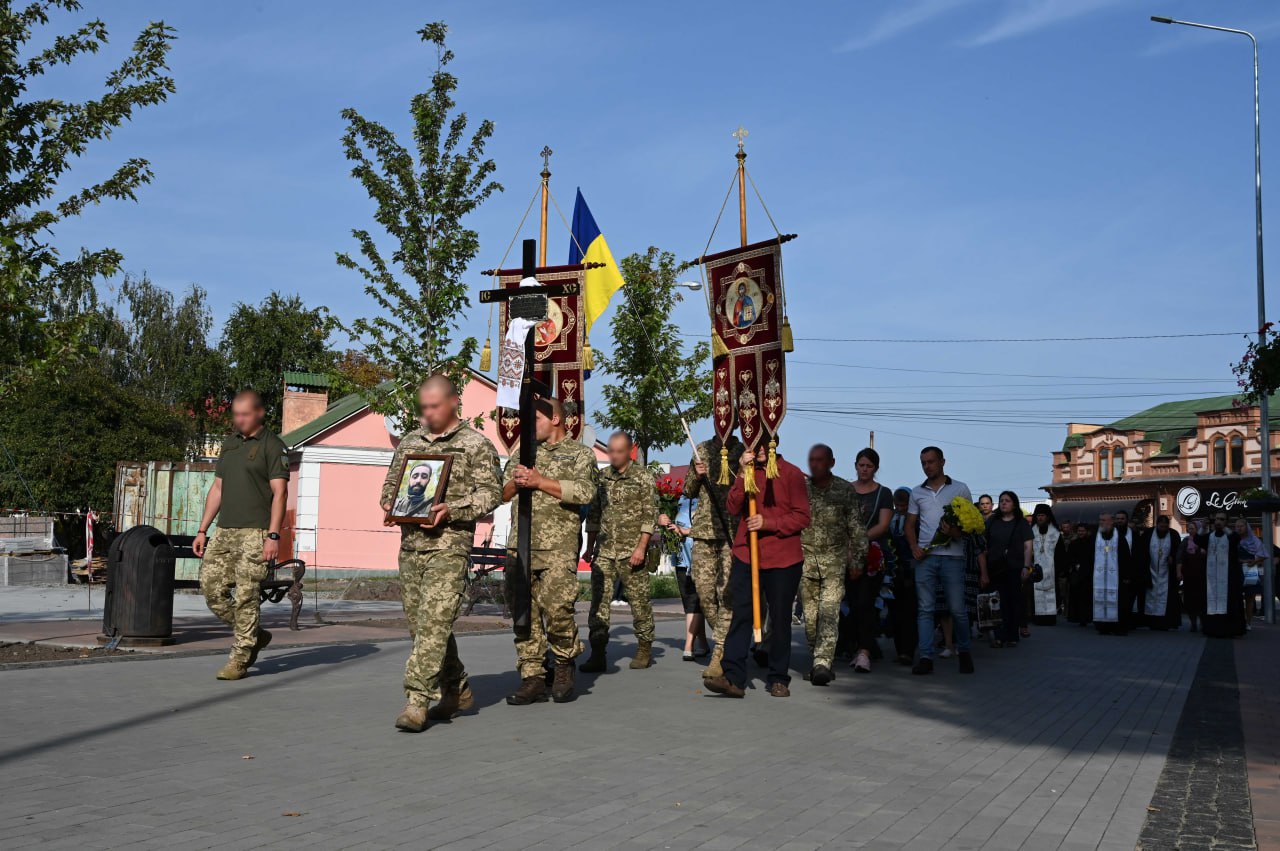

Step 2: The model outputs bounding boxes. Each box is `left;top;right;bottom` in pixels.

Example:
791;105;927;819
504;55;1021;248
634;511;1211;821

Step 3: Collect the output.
705;439;812;698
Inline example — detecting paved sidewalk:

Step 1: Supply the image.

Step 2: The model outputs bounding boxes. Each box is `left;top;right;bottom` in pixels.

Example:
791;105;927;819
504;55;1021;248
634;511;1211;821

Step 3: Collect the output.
1238;625;1280;850
0;618;1208;850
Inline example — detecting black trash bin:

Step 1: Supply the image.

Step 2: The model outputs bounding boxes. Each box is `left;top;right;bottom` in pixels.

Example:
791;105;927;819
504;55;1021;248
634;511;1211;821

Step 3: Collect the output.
102;525;177;646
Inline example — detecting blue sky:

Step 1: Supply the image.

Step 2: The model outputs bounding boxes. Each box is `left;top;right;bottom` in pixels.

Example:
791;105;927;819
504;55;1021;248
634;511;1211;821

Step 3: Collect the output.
34;1;1280;497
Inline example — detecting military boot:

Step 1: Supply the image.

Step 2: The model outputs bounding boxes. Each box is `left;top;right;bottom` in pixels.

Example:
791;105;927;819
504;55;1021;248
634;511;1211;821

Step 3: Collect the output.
629;641;652;669
506;676;549;706
394;701;428;733
551;662;577;703
579;639;607;673
427;683;475;721
215;659;248;681
703;645;724;679
246;629;272;668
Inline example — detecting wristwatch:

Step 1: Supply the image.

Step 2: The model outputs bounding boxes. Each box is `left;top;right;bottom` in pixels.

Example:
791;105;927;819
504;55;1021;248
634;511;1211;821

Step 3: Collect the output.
266;532;281;541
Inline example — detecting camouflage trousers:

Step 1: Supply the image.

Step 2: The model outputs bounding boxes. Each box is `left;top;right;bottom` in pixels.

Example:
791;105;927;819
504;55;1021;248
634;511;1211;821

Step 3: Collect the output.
513;551;584;679
200;527;269;664
399;549;469;707
588;555;655;647
800;556;845;670
690;538;733;649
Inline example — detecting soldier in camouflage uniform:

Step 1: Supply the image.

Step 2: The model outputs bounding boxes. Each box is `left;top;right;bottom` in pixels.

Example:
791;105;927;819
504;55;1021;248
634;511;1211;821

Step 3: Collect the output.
800;443;867;687
192;390;289;681
581;432;659;673
684;434;744;680
502;396;598;705
382;376;502;733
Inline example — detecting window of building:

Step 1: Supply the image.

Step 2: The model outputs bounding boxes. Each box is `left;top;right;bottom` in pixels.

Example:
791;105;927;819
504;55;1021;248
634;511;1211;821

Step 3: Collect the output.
1098;448;1110;481
1112;448;1124;480
1213;438;1227;475
1230;435;1244;473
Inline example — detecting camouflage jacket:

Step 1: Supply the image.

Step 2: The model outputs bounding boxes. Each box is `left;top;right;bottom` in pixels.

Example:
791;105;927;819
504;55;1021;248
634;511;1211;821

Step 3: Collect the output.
801;475;869;569
381;422;502;555
503;437;598;553
585;462;659;560
683;437;744;542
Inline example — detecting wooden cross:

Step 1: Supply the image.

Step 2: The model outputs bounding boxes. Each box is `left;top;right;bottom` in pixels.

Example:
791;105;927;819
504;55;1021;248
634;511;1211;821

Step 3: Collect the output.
477;238;579;639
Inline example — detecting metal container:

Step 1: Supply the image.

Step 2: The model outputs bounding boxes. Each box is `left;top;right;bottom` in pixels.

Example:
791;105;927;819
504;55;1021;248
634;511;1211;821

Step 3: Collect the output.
102;525;177;646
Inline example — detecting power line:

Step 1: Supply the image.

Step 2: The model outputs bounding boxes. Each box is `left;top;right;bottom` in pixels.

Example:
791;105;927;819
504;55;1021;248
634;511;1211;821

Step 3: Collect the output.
790;359;1237;382
796;331;1249;344
789;412;1047;458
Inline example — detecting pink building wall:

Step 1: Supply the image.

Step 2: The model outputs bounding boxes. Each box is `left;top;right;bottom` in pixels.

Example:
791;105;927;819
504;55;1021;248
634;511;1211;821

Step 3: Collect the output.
290;376;597;572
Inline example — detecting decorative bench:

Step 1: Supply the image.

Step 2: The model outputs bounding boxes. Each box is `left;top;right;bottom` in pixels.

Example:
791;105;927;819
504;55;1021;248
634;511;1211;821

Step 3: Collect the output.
169;534;307;631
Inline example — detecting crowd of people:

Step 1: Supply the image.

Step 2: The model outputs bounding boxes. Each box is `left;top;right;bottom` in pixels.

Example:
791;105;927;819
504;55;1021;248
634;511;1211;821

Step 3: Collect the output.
661;441;1262;698
190;380;1264;729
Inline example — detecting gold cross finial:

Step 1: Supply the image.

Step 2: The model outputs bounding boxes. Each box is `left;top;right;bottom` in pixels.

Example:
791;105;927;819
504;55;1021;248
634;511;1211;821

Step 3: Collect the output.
733;126;748;151
540;145;553;174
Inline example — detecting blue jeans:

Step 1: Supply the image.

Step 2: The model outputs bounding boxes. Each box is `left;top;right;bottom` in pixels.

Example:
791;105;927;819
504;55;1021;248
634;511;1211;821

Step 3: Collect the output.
916;554;970;658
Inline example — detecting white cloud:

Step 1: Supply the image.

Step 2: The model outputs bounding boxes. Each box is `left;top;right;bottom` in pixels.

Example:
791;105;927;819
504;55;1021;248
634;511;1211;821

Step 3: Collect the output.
960;0;1121;47
836;0;972;52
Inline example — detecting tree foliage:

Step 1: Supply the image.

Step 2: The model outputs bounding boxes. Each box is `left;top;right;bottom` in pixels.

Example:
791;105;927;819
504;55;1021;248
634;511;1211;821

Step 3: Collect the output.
595;247;712;462
336;21;500;430
0;1;175;403
221;292;335;431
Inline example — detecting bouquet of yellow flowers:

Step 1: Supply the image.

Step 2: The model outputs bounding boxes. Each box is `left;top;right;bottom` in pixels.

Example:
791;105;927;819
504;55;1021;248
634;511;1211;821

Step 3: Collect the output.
927;495;986;551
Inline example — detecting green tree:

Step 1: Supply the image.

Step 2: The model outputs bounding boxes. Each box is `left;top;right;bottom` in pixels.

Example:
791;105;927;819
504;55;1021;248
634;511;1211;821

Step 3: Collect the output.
220;292;335;431
595;247;712;463
336;21;500;431
0;2;176;403
0;361;192;521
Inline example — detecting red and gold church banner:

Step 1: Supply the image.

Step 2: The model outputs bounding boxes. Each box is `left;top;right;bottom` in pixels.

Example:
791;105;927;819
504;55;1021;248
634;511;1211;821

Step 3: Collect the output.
494;264;588;454
703;238;787;453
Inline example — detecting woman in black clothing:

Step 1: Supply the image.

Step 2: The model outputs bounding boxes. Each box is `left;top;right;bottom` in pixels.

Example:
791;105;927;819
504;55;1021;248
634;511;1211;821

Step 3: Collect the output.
846;448;895;672
980;491;1034;648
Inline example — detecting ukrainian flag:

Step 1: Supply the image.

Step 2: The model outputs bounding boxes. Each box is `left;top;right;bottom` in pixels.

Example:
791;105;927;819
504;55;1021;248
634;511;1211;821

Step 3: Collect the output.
568;189;626;335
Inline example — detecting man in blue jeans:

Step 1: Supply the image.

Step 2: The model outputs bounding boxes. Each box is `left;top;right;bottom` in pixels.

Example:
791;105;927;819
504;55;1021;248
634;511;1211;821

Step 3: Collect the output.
905;446;976;675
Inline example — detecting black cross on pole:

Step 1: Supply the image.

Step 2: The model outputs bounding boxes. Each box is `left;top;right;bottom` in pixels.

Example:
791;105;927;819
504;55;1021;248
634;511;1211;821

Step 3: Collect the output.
478;238;581;640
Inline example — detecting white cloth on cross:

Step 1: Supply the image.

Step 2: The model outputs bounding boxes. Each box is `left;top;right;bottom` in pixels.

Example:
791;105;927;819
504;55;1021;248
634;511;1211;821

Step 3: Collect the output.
495;277;541;411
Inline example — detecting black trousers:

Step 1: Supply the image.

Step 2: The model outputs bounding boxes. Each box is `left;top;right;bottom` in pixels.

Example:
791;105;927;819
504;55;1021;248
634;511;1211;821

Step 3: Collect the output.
994;569;1023;644
892;578;918;659
848;572;884;654
723;558;802;688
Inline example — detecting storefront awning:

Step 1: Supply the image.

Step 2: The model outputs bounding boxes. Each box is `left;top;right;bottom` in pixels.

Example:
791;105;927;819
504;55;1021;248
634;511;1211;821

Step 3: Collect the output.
1050;498;1145;526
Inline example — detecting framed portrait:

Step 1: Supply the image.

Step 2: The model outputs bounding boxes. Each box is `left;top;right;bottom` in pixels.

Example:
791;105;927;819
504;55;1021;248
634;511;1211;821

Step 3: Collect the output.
385;453;454;525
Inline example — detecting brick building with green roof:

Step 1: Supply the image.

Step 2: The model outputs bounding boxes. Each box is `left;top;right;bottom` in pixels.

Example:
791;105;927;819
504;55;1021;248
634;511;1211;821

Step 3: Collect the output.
1046;394;1280;530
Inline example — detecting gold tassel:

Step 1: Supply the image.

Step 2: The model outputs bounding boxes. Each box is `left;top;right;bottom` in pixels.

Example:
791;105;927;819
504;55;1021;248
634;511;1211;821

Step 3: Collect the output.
780;317;794;353
765;438;779;479
712;331;729;360
717;446;731;485
479;337;492;372
742;458;759;494
583;340;594;372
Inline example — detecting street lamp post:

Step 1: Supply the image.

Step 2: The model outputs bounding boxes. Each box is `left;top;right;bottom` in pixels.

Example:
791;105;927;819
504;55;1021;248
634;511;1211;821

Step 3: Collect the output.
1152;15;1274;624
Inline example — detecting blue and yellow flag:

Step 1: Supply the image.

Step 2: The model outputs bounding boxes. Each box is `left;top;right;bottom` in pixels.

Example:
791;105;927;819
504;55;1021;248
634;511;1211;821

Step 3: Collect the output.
568;189;625;336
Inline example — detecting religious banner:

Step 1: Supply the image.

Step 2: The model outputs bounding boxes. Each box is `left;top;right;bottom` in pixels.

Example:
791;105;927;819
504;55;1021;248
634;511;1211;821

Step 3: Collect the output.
702;238;789;455
494;263;588;453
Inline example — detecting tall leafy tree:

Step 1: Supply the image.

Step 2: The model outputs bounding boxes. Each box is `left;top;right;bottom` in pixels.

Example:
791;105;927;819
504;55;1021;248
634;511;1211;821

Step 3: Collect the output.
336;21;500;430
0;2;176;403
220;292;335;431
595;247;712;463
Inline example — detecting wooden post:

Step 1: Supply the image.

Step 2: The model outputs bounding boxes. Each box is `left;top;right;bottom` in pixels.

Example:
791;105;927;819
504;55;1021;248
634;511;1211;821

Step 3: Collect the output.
734;125;762;643
538;147;552;268
511;239;539;638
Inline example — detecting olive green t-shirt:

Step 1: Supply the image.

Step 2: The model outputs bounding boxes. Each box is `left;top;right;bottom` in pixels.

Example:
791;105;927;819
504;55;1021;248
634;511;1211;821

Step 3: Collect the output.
215;429;289;529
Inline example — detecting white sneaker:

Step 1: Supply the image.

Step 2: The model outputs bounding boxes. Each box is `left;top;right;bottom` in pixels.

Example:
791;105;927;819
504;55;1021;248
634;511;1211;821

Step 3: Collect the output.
939;648;954;659
610;600;627;608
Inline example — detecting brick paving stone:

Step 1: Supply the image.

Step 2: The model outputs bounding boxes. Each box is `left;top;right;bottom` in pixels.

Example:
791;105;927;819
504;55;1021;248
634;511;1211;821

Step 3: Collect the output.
0;618;1213;849
1137;636;1258;851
